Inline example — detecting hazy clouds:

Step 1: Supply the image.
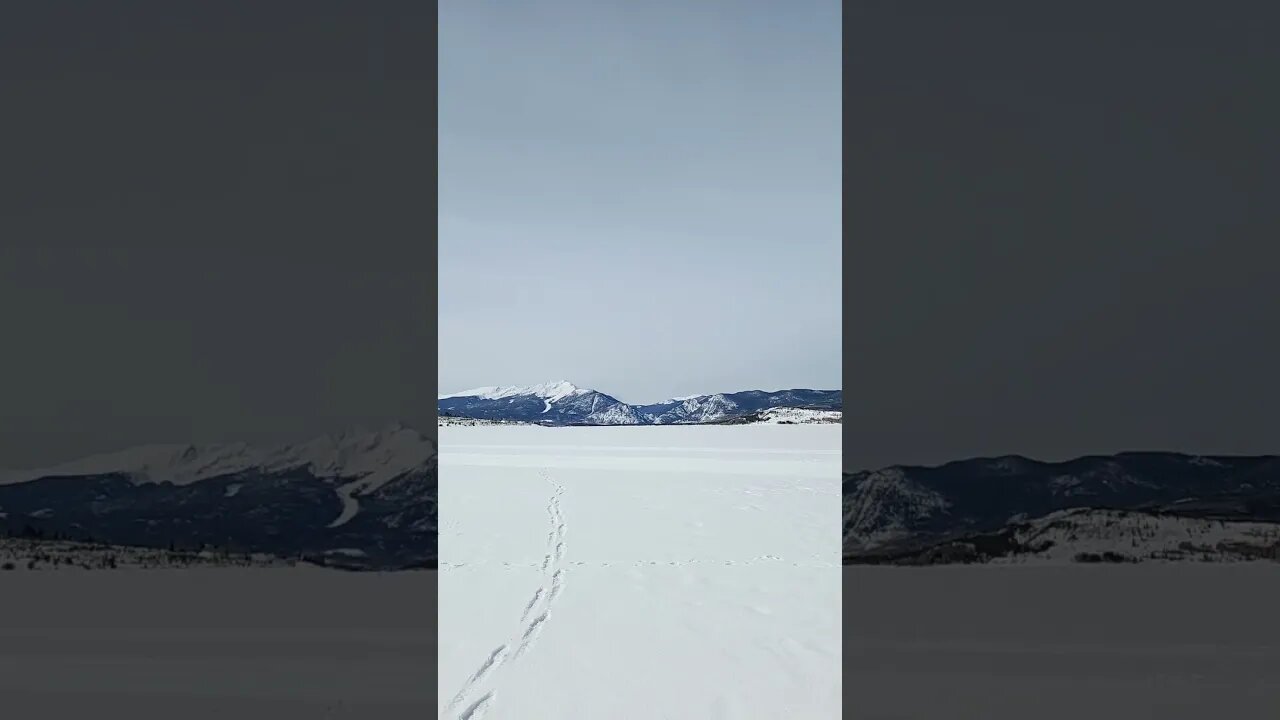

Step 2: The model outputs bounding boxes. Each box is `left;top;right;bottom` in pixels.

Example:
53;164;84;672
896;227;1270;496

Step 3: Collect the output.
0;4;433;467
438;0;842;403
846;4;1280;469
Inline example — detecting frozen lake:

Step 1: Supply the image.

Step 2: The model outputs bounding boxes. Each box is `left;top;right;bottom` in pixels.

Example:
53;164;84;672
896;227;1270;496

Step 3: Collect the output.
845;565;1280;719
438;425;842;720
0;568;436;718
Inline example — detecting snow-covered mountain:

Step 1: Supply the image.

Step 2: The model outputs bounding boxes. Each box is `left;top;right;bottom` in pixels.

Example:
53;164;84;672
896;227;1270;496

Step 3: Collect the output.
638;389;843;425
438;382;841;425
638;394;743;424
2;422;432;490
439;381;643;425
0;424;436;570
844;452;1280;565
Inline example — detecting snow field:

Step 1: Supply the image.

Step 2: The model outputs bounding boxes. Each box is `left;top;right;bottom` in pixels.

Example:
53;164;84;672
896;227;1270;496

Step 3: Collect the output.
845;565;1280;719
0;568;435;718
438;425;841;719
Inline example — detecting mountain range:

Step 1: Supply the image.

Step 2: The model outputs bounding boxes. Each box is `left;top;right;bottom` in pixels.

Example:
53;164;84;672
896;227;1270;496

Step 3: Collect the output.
844;452;1280;565
0;423;436;570
438;381;842;425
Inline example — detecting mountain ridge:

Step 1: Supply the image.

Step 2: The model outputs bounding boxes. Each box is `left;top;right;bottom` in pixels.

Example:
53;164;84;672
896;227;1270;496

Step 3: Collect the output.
0;424;437;570
438;381;842;425
844;451;1280;565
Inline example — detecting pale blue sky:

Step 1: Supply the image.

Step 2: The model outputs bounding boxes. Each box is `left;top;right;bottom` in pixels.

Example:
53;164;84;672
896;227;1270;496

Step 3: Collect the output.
439;0;841;403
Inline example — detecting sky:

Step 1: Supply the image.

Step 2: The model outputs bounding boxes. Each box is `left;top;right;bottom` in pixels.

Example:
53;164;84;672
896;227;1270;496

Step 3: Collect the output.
438;0;842;404
0;3;434;468
846;3;1280;470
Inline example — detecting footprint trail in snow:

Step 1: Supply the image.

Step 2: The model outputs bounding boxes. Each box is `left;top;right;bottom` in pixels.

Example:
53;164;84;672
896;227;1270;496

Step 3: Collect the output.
445;470;568;719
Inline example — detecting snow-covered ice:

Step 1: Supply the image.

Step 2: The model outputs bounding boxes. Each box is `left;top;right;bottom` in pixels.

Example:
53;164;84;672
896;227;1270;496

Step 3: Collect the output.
0;567;435;718
438;425;841;720
845;565;1280;718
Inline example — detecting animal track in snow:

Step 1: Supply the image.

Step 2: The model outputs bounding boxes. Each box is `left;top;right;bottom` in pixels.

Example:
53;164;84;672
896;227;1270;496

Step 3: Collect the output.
520;589;544;623
547;569;564;604
457;692;494;720
515;611;550;658
444;644;508;713
446;469;569;719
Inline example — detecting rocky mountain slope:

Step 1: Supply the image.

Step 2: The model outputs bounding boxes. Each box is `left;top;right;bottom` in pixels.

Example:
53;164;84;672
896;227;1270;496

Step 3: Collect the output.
438;381;643;425
844;453;1280;565
0;424;436;570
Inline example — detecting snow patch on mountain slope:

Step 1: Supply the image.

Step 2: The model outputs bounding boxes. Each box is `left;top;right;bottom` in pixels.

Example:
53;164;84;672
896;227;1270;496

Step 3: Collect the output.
3;424;432;487
644;394;740;424
582;401;643;425
999;509;1280;563
0;424;435;528
844;469;951;550
439;381;587;403
1;442;259;487
753;407;842;424
320;427;435;528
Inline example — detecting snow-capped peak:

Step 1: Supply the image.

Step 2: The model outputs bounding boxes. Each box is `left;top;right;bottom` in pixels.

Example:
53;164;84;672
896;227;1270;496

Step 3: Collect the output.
0;423;434;488
438;381;589;402
264;423;434;482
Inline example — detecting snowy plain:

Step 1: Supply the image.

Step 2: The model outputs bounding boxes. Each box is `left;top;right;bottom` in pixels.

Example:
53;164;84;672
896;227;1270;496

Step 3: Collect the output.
845;565;1280;719
438;425;842;720
0;568;436;718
